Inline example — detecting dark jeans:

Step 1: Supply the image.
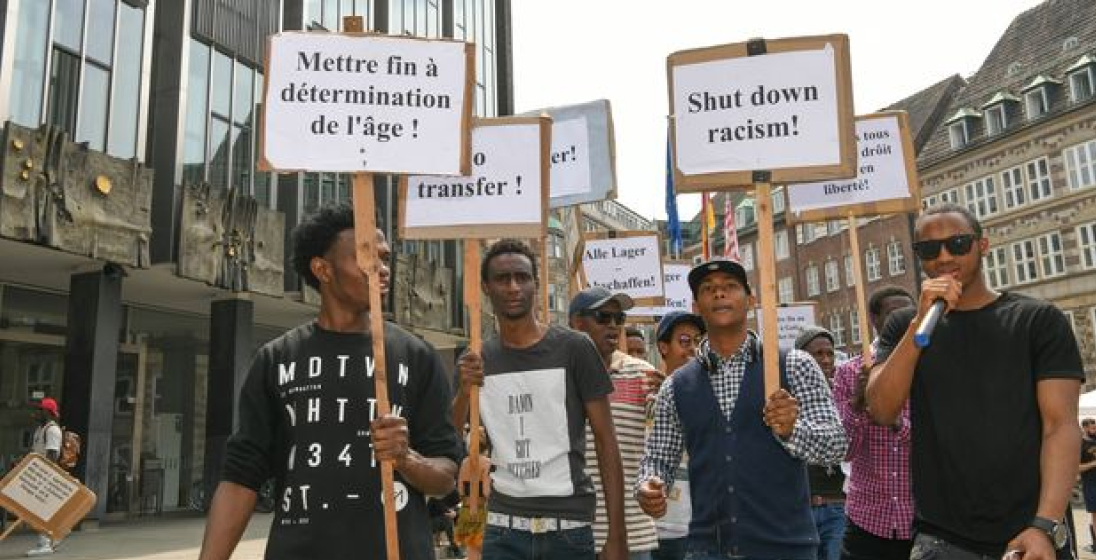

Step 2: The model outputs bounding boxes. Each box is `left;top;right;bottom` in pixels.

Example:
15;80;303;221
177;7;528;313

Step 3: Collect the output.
652;537;687;560
838;518;911;560
910;533;1074;560
482;524;596;560
812;503;846;560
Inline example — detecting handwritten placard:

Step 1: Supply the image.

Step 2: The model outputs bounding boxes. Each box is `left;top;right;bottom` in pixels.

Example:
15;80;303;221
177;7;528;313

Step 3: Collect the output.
400;116;550;239
631;262;693;317
579;233;665;307
521;100;617;207
667;34;855;191
753;303;819;350
786;111;920;222
0;454;96;540
261;32;473;174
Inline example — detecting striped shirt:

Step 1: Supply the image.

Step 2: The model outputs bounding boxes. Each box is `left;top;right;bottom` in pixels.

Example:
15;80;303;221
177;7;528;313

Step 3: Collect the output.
637;333;847;493
832;351;913;540
584;351;658;552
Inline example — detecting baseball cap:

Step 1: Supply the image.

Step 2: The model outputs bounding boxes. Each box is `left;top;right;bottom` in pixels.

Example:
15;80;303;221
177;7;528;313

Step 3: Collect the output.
568;286;635;316
656;311;706;343
687;259;750;296
34;397;60;418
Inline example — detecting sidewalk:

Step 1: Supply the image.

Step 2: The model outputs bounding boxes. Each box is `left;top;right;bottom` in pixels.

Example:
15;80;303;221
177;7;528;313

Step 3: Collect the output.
0;513;270;560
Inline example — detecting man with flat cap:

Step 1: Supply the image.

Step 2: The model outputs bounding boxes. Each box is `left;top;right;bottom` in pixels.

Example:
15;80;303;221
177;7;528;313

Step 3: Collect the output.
636;259;846;560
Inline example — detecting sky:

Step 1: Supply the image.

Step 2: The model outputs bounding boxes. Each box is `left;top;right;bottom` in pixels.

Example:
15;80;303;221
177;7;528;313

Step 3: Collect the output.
509;0;1047;223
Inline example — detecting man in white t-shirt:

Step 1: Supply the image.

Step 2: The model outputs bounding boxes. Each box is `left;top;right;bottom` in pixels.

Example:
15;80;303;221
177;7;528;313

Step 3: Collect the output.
27;397;63;557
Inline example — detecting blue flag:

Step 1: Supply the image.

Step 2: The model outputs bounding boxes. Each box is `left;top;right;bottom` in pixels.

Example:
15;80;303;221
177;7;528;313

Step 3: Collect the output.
665;141;683;258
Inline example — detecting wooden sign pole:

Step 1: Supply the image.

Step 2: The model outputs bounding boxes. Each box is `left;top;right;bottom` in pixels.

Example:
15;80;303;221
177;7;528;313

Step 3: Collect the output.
846;214;873;359
567;206;585;299
0;519;22;541
351;173;399;560
458;241;490;512
754;183;781;398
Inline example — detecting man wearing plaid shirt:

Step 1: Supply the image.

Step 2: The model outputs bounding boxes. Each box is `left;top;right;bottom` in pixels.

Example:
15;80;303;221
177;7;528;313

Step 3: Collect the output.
831;286;914;560
636;259;846;560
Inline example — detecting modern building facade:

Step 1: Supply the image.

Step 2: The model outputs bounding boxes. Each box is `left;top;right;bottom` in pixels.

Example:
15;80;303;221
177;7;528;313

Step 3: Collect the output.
0;0;512;520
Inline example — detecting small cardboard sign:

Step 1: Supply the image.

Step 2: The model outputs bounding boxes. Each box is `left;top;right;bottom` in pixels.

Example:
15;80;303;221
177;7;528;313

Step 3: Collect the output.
753;303;819;350
399;116;551;240
578;233;665;307
520;100;617;207
786;111;920;222
260;32;474;174
0;454;96;541
667;34;856;191
631;262;693;317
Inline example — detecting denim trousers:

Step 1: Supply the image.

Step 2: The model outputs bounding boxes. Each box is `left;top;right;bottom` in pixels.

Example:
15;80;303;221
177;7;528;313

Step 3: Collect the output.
811;503;847;560
482;524;596;560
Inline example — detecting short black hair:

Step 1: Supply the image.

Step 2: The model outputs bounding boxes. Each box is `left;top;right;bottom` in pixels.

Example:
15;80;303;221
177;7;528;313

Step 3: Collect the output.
868;285;914;316
626;327;644;340
481;239;538;282
1084;418;1095;426
917;202;983;239
291;204;355;290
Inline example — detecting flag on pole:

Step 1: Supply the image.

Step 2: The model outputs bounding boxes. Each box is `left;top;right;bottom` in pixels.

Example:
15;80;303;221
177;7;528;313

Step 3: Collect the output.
665;141;682;258
723;193;740;260
701;192;715;260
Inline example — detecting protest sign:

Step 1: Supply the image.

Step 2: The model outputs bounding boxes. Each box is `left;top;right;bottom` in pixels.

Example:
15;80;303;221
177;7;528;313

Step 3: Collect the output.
667;34;855;191
520;100;617;207
0;454;96;541
753;303;819;350
260;32;473;174
400;116;550;239
579;233;665;307
631;262;693;317
786;111;920;222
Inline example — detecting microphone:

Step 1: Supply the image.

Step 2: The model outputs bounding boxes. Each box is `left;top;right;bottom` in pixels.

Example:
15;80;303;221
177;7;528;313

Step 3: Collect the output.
913;300;946;348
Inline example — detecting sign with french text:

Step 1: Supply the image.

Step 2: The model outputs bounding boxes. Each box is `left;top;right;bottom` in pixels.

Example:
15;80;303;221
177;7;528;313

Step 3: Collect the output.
399;116;550;239
260;32;474;174
668;34;855;191
753;303;819;350
786;112;920;222
579;233;665;307
520;100;617;207
631;262;693;317
0;454;96;541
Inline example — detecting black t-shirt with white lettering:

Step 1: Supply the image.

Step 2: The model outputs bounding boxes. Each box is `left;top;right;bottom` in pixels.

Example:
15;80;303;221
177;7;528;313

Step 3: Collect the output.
876;292;1082;557
222;321;462;560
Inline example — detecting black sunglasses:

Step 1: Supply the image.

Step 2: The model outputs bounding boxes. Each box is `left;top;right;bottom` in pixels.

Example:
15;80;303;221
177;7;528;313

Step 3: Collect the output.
912;234;977;260
583;310;627;325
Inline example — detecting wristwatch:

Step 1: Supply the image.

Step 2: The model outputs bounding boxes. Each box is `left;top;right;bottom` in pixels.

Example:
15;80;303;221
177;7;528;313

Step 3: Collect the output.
1030;516;1068;549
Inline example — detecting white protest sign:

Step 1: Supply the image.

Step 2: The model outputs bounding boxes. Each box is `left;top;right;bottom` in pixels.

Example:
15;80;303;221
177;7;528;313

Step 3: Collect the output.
580;234;665;306
0;454;97;540
261;32;472;174
520;100;617;207
632;263;693;317
668;35;855;191
400;117;549;239
786;112;920;222
754;303;818;350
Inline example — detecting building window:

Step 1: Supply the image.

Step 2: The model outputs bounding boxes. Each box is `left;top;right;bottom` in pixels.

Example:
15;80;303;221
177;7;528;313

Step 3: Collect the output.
1078;222;1096;269
829;313;846;348
824;259;840;293
1024;88;1049;120
741;243;755;271
806;264;820;296
964;177;999;219
1026;158;1053;202
548;233;563;259
736;204;755;227
949;121;970;149
1065;139;1096;190
923;194;938;209
984;247;1010;289
772;187;786;214
1002;165;1026;209
850;308;861;345
984;105;1007;135
1064;310;1076;333
778;277;794;304
940;188;961;205
844;254;856;287
1037;232;1065;278
1070;67;1094;102
865;247;882;282
775;230;789;260
886;241;906;275
1011;240;1039;284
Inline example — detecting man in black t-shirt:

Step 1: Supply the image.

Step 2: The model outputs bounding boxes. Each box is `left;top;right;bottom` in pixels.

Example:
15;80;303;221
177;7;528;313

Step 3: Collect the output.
867;203;1083;560
197;204;461;560
1080;418;1096;552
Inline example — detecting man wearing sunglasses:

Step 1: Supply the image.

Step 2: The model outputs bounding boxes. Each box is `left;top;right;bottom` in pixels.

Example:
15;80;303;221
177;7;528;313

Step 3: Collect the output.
570;286;660;560
637;258;846;560
867;203;1083;560
456;240;627;560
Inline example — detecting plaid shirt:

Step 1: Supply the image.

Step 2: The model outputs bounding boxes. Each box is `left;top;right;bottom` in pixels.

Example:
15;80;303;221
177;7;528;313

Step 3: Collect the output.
636;333;846;494
832;350;913;540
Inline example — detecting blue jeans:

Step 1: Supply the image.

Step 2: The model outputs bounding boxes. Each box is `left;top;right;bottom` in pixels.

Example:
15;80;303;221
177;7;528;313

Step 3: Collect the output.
811;503;846;560
653;537;687;560
482;524;596;560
